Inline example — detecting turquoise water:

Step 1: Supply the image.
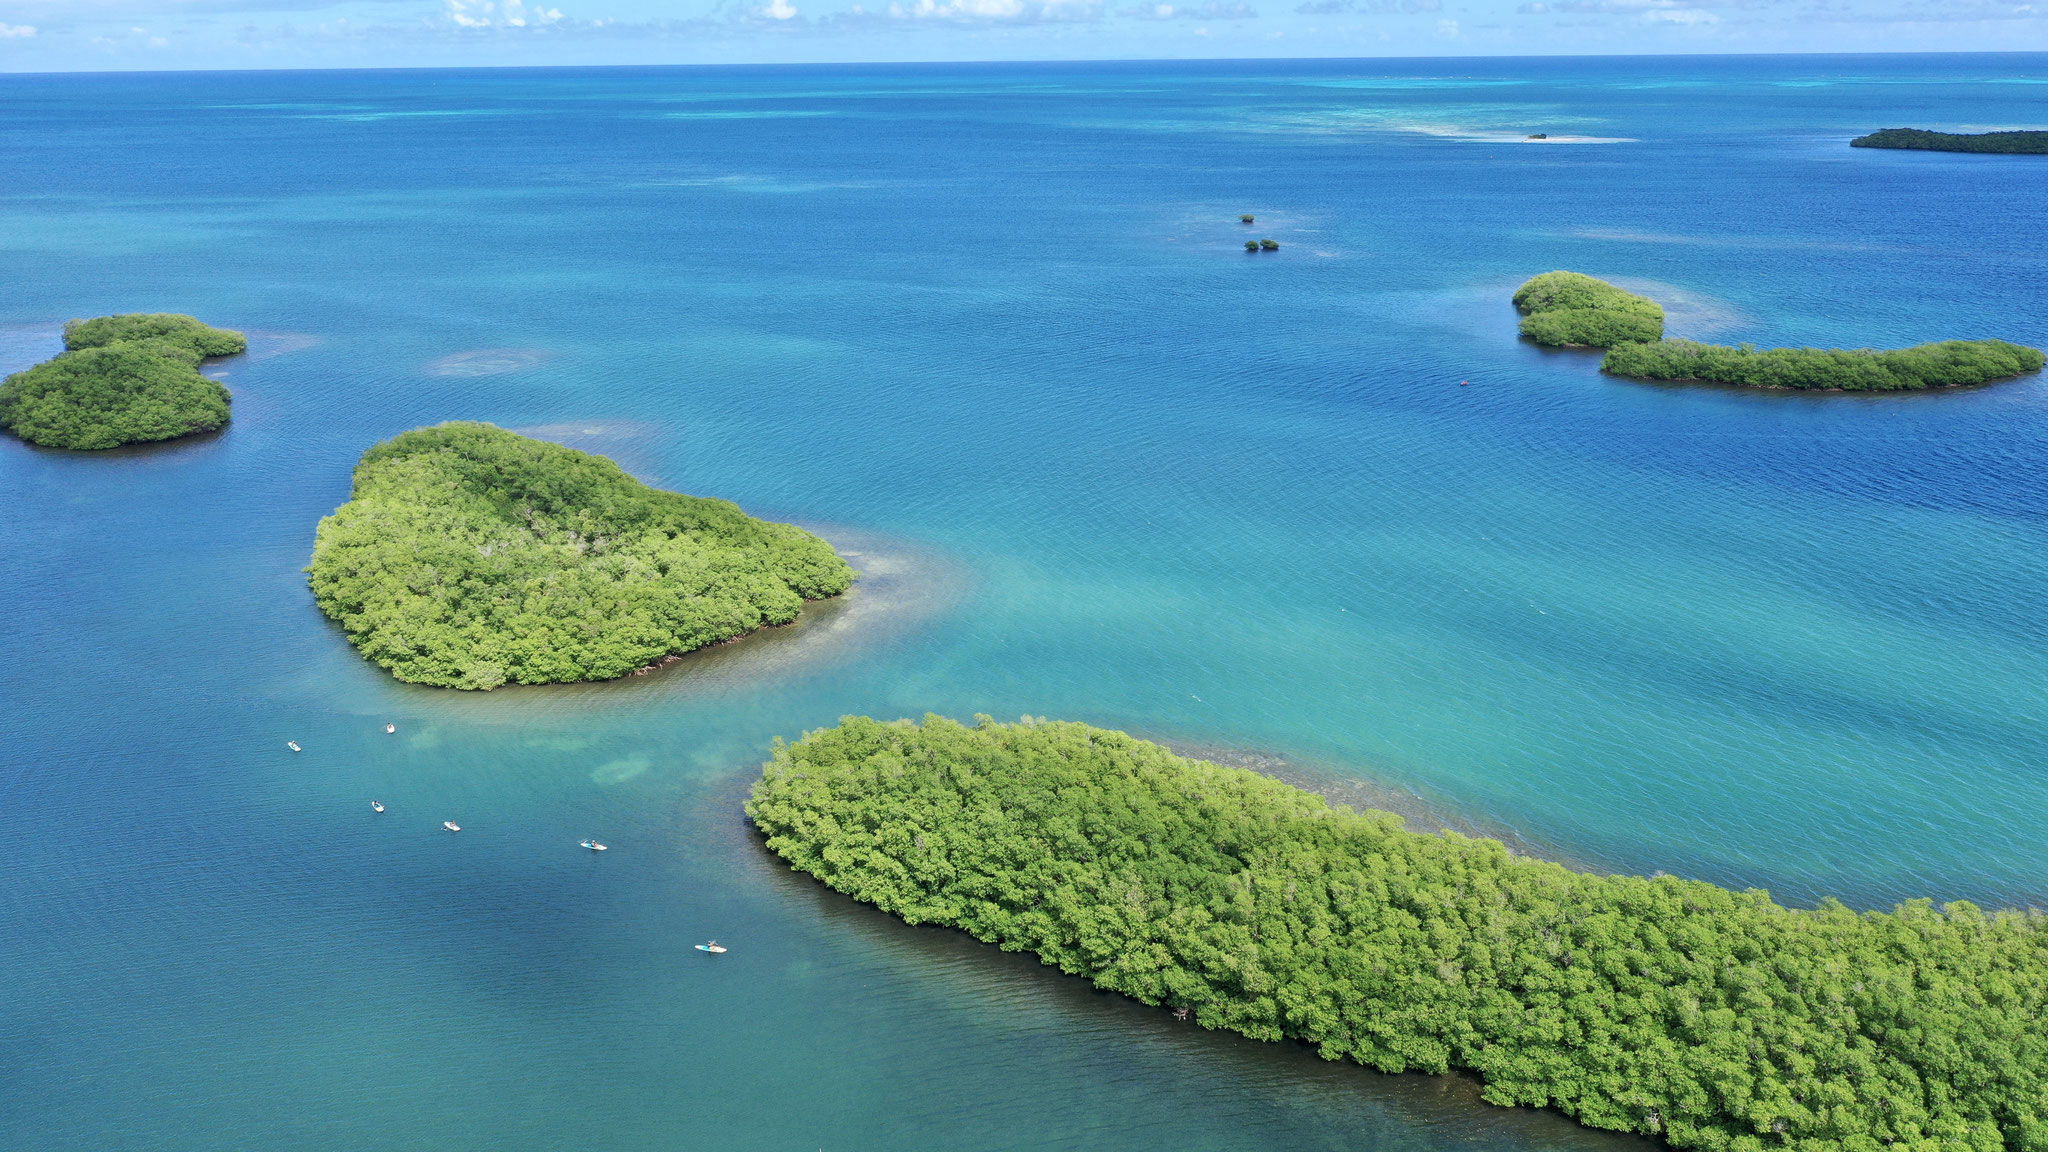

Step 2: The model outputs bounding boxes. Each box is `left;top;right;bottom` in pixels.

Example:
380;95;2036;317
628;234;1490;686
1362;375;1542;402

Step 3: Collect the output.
4;55;2048;1150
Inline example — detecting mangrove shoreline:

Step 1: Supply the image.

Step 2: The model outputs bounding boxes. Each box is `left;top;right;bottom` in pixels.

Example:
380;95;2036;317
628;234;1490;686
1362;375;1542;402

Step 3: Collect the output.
750;715;2048;1152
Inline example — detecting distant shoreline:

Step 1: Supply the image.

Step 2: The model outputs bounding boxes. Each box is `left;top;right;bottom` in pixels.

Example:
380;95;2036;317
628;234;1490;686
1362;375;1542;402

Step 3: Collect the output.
1851;127;2048;154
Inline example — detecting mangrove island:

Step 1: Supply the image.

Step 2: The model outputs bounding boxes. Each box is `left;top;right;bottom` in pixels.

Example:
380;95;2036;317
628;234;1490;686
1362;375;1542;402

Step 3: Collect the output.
0;312;245;450
1602;338;2045;391
750;714;2048;1152
1851;128;2048;155
1509;276;2043;391
63;312;251;358
1513;272;1664;347
306;422;855;690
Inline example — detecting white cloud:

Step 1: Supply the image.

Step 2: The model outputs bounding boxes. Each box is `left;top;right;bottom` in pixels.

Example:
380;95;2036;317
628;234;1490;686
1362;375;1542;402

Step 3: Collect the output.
445;0;562;27
760;0;800;16
0;22;34;36
1122;0;1245;15
840;0;1101;21
86;23;168;46
1295;0;1438;11
1124;0;1256;16
1518;0;1725;17
1435;14;1458;31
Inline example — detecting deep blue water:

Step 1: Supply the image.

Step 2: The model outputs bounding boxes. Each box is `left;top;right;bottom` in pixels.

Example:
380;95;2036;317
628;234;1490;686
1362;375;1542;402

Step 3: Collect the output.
4;54;2048;1151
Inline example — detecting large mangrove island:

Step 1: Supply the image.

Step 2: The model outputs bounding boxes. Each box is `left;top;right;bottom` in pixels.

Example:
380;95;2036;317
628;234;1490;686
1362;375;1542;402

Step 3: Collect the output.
0;313;245;450
1851;129;2048;155
307;422;855;689
1513;271;1664;347
1603;339;2044;391
750;714;2048;1152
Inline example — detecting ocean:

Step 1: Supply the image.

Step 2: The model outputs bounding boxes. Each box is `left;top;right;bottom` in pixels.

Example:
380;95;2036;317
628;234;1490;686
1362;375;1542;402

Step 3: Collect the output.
2;53;2046;1151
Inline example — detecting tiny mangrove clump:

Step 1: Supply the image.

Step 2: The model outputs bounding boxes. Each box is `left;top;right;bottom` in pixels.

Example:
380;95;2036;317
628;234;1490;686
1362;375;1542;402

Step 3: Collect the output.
0;313;244;450
1512;272;1664;348
749;714;2048;1152
1240;214;1255;223
1245;240;1259;251
1851;128;2048;155
1602;338;2045;391
1259;239;1279;251
307;422;855;690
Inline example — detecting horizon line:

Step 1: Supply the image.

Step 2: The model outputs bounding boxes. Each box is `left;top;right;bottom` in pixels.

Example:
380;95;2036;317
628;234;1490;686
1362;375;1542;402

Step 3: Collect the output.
3;47;2046;79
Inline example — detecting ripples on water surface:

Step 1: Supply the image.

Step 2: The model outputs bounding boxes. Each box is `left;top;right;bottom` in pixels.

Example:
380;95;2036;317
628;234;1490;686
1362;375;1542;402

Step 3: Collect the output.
3;54;2046;1151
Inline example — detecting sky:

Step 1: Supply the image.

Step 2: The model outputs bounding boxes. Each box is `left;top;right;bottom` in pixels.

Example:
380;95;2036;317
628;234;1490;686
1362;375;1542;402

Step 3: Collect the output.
0;0;2042;72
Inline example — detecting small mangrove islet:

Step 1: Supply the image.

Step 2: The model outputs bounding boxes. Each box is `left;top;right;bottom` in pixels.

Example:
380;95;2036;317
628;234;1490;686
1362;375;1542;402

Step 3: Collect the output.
1603;338;2045;391
1851;128;2048;155
1512;272;1665;347
307;422;855;690
1512;276;2044;391
62;312;250;359
0;313;245;450
750;714;2048;1152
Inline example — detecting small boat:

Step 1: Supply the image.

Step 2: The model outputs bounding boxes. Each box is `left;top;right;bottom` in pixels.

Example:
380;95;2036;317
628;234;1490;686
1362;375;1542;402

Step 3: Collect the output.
443;821;461;832
581;839;608;852
286;741;301;752
384;723;396;734
371;801;385;813
694;942;728;954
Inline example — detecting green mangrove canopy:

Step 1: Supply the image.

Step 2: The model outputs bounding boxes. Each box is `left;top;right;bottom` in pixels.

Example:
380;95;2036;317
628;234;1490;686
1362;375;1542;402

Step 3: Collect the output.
1513;271;1665;348
1851;129;2048;155
750;714;2048;1152
0;312;244;450
307;422;856;690
1602;338;2045;391
63;313;249;359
